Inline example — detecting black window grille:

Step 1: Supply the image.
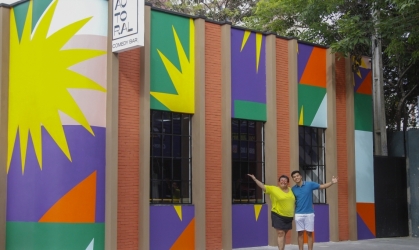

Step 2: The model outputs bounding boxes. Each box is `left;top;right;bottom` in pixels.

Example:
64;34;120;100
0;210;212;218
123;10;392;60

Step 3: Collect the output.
298;126;326;203
232;119;265;204
150;110;192;204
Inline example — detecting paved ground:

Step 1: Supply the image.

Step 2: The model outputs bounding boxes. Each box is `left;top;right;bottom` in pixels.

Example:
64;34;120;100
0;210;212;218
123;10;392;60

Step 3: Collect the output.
235;237;419;250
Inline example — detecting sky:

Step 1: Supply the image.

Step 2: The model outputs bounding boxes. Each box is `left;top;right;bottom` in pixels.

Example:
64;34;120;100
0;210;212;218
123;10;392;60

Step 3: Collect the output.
0;0;21;4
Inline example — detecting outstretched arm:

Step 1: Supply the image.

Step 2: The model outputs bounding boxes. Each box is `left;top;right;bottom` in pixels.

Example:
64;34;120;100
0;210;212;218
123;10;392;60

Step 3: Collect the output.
247;174;266;192
319;176;338;189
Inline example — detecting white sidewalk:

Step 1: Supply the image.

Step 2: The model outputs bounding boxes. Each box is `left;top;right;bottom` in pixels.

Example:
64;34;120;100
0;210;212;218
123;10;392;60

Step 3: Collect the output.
234;237;419;250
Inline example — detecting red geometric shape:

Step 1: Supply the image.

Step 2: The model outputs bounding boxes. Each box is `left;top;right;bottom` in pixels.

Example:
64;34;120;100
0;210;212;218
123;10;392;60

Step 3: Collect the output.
357;203;376;236
170;218;195;250
39;171;96;223
356;71;372;95
300;47;327;88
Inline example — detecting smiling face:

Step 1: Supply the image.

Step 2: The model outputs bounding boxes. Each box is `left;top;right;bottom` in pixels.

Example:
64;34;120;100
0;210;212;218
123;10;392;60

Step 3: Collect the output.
292;172;303;184
278;177;289;189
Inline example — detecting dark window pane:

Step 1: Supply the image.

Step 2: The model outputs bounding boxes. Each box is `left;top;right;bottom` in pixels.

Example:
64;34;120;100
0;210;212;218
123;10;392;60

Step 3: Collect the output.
181;181;191;203
181;136;190;158
248;121;255;136
163;136;172;157
255;122;263;142
248;141;256;161
181;114;190;136
150;111;192;204
240;120;248;139
173;113;181;134
151;180;160;200
173;159;181;180
162;158;172;179
151;158;162;180
163;112;172;134
173;136;181;158
240;141;248;159
151;111;162;133
232;140;239;159
298;126;326;203
180;159;191;181
232;119;265;204
151;134;162;157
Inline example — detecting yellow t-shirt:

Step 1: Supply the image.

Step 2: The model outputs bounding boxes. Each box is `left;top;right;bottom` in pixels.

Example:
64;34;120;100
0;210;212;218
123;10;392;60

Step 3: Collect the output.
264;185;295;217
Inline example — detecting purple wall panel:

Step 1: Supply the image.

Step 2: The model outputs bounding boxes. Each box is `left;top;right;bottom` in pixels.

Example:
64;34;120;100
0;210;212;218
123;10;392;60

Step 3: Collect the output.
150;205;194;250
232;204;268;248
314;204;329;242
7;126;106;222
231;29;266;117
297;43;314;83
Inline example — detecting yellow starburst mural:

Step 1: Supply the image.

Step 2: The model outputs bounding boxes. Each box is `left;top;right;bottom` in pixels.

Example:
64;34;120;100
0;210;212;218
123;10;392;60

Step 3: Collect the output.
150;19;195;113
8;0;106;173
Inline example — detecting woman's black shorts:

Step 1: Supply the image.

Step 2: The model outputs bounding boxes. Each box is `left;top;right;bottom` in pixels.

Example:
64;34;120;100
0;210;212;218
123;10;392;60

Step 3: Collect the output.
271;211;293;230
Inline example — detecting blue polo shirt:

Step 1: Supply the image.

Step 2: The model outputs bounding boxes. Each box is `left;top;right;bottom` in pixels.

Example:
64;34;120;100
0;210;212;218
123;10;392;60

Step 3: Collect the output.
291;181;320;214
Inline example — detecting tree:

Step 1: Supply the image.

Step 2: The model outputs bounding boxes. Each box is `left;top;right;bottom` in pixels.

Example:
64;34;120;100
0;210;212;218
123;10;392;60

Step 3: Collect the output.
379;0;419;130
246;0;419;131
147;0;257;24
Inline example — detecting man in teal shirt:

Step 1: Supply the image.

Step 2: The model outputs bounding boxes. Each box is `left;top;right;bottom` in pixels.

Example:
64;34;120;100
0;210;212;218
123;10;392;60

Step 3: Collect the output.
291;170;338;250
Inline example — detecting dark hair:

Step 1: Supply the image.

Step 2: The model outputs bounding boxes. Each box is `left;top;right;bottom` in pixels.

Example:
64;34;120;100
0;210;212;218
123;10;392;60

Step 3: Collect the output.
278;175;289;182
291;170;300;178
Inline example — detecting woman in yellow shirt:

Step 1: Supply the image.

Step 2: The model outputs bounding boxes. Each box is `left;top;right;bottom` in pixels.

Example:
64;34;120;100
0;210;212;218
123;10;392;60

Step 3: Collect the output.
248;174;295;250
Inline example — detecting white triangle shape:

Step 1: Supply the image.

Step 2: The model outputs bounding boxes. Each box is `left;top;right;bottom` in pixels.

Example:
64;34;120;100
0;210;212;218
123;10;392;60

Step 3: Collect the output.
311;93;327;128
86;238;94;250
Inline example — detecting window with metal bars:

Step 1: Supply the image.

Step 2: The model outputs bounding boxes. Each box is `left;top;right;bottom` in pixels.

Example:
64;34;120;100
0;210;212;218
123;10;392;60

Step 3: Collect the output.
298;126;326;203
232;119;265;204
150;110;192;204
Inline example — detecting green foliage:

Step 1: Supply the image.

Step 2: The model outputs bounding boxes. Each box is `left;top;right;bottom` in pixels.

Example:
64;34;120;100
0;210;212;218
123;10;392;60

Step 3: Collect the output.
147;0;257;24
246;0;375;67
248;0;419;130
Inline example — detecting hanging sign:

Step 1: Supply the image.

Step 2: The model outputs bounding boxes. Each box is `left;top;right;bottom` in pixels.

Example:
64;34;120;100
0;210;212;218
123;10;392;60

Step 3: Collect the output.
112;0;144;53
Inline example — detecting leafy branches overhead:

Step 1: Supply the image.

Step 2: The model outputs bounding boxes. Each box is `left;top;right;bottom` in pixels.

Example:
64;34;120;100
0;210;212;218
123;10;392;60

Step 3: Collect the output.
247;0;419;130
246;0;375;65
147;0;257;24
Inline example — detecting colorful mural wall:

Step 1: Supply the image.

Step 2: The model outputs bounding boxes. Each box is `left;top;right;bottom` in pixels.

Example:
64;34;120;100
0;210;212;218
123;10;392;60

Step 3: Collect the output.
6;0;107;249
230;28;268;248
149;10;196;249
231;29;266;121
150;10;195;114
150;206;195;250
232;204;268;248
297;43;327;128
313;204;329;242
353;57;375;239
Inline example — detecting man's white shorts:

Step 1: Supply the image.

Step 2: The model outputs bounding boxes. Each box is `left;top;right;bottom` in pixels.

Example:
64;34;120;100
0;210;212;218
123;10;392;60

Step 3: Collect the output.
295;213;315;232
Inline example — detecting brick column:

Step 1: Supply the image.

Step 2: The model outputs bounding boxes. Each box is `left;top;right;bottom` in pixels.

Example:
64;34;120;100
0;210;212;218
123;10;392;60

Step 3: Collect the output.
326;48;339;242
205;21;224;250
276;37;292;244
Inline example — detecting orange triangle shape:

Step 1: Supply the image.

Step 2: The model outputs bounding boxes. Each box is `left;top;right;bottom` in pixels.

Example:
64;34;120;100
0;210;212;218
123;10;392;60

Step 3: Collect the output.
39;171;96;223
300;47;327;88
170;218;195;250
357;203;376;236
356;71;372;95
